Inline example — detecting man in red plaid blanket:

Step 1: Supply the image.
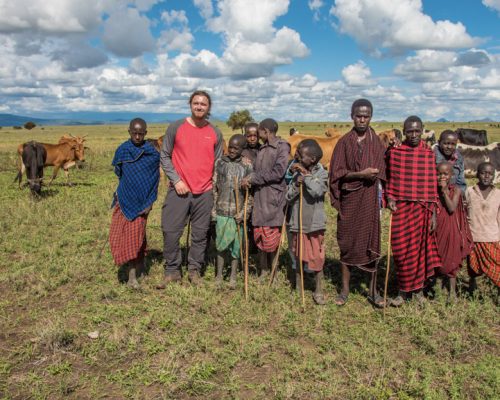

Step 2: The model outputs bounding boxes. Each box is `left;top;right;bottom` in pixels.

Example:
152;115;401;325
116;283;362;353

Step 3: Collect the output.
386;116;441;306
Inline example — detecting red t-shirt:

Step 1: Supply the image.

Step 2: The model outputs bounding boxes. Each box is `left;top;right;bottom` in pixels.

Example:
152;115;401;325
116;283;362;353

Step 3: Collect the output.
172;120;218;194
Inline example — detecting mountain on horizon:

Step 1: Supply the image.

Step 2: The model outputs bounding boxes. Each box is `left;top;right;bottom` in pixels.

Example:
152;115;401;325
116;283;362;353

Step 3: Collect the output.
0;112;224;127
436;118;449;122
471;117;495;123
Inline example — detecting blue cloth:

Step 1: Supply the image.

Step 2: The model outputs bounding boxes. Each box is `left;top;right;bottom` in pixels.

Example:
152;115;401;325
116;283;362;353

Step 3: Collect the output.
111;140;160;221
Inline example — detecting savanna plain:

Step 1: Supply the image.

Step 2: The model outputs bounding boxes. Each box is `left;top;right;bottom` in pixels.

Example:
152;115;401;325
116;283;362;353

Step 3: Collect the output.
0;121;499;399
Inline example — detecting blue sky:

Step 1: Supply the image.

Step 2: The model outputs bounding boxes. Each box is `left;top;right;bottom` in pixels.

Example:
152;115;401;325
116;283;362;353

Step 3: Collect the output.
0;0;499;121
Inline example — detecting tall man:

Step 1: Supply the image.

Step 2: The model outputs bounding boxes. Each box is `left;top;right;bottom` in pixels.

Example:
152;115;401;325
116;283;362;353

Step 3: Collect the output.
386;116;441;305
329;99;387;307
158;90;224;287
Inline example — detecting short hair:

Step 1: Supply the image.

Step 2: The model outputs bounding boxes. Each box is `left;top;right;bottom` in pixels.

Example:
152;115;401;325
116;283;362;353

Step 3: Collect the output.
436;161;452;171
229;134;246;148
289;128;296;135
477;161;494;175
189;90;212;118
439;129;457;141
244;122;258;133
403;115;423;130
299;139;323;162
259;118;278;134
129;117;147;130
351;99;373;115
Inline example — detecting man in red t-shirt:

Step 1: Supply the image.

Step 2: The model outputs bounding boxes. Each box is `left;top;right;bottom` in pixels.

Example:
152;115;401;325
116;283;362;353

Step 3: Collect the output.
157;90;224;287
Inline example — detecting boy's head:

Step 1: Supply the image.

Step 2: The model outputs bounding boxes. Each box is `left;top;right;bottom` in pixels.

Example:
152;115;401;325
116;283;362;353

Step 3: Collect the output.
477;162;495;187
351;98;373;135
436;162;452;185
438;130;458;158
298;139;323;169
227;134;246;160
289;128;297;136
258;118;278;143
129;118;147;146
244;122;259;148
403;115;423;147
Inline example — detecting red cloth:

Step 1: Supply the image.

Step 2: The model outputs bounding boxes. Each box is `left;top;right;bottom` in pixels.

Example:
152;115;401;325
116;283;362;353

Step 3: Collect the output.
391;201;441;292
469;242;500;287
291;230;325;271
109;204;147;265
329;128;386;267
172;120;218;194
435;185;473;278
386;141;438;202
254;226;281;253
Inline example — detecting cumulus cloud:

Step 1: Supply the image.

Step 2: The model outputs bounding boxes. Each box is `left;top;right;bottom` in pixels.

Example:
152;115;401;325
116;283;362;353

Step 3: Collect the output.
50;40;108;71
482;0;500;13
102;7;155;58
308;0;324;20
330;0;479;55
193;0;214;19
158;10;194;53
342;61;374;86
455;49;492;66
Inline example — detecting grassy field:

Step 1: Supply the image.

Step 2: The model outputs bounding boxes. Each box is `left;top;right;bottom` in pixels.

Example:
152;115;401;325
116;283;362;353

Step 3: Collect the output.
0;121;499;399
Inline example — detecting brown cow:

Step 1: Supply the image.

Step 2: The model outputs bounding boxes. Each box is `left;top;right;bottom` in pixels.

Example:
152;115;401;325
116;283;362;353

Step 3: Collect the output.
377;128;402;148
16;135;86;186
287;133;343;169
324;127;342;137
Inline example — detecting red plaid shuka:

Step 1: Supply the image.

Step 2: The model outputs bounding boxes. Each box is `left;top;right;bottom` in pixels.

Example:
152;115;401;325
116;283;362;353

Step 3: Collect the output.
254;226;281;253
386;141;438;203
109;204;147;266
469;242;500;287
387;141;440;292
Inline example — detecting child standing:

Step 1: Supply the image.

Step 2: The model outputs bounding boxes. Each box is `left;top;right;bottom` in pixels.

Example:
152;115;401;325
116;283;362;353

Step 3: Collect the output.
465;162;500;291
109;118;160;289
286;139;329;304
433;130;466;193
241;119;290;279
212;134;253;289
241;122;260;166
435;162;473;301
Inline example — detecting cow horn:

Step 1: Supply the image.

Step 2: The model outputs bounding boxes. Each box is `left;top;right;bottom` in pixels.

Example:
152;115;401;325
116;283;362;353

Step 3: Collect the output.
69;133;75;138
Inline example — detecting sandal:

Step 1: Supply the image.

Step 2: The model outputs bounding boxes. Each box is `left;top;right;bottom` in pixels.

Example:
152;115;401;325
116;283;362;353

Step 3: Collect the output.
313;292;326;305
334;293;348;306
390;295;405;307
367;293;386;308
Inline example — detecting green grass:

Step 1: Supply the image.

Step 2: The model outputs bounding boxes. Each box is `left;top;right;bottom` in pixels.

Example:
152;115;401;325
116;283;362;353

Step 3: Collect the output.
0;122;499;399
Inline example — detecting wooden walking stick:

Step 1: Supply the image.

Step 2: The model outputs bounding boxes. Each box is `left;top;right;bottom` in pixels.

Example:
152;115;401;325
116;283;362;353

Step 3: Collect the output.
268;205;288;287
299;182;305;307
233;176;244;268
384;213;393;316
243;187;249;300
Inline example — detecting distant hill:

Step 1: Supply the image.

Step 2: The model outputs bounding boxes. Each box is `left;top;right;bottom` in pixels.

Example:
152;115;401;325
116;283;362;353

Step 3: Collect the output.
0;112;226;127
436;118;449;123
471;117;495;123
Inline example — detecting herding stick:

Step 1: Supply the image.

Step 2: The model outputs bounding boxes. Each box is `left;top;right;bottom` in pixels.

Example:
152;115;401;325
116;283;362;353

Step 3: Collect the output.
384;213;393;316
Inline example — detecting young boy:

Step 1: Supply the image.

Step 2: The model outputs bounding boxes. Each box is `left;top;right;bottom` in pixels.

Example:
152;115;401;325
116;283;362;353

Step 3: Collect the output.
435;162;473;301
286;139;328;304
241;122;260;165
109;118;160;289
212;134;253;289
433;130;466;193
465;162;500;291
241;118;290;279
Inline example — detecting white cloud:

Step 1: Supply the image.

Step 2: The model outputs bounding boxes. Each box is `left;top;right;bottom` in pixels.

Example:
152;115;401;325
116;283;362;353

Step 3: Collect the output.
308;0;324;20
342;61;374;86
158;9;194;52
102;7;155;58
482;0;500;13
193;0;214;19
330;0;478;55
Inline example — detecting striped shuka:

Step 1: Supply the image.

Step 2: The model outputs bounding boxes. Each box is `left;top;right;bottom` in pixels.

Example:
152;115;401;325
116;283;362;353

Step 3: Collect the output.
386;141;441;292
109;204;147;266
329;128;386;270
469;242;500;287
254;226;281;253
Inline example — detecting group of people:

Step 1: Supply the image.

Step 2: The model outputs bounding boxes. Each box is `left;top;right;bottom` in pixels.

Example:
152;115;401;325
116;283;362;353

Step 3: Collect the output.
108;90;500;306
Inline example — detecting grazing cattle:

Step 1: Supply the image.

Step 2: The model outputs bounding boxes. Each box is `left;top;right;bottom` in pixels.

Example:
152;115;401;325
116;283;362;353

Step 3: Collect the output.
422;129;436;146
14;141;47;196
455;128;488;146
377;129;402;148
324;127;342;137
16;135;86;186
147;136;163;152
457;142;500;183
287;133;343;169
